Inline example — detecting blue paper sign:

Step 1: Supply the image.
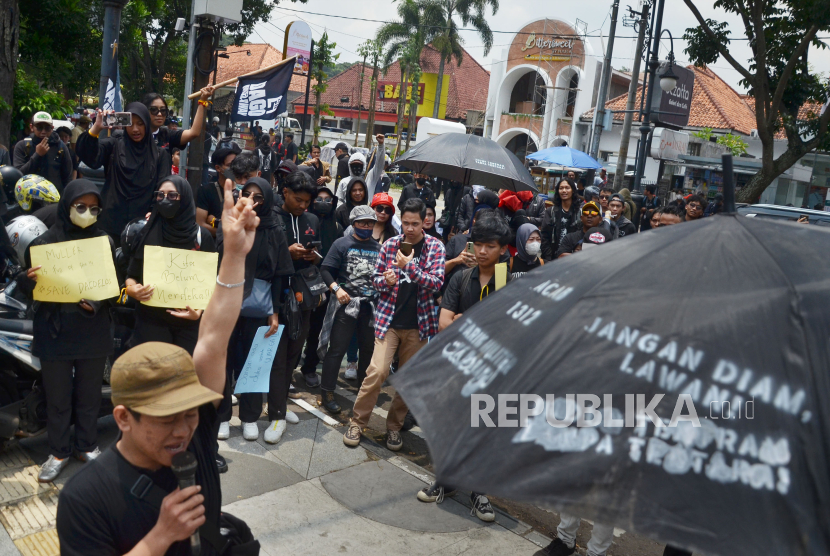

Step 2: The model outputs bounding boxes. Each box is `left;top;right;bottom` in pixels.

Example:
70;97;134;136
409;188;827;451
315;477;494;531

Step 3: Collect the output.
234;325;283;394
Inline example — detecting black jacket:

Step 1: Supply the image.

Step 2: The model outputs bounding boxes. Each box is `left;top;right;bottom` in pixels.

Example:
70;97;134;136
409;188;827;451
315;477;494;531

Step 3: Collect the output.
456;193;475;232
525;195;546;227
274;204;321;273
614;215;637;237
335;153;350;184
13;133;74;193
541;203;582;260
398;183;436;212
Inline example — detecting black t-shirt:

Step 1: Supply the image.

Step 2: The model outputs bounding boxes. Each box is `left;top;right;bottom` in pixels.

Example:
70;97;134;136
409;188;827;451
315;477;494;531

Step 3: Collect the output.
154;126;185;151
441;265;508;315
321;235;381;298
390;237;424;329
511;256;541;275
274;205;320;273
197;181;224;220
284;142;298;163
56;404;222;556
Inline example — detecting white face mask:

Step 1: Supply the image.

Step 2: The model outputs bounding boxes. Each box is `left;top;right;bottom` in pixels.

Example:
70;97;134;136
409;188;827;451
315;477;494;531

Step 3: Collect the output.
69;205;97;229
525;241;541;257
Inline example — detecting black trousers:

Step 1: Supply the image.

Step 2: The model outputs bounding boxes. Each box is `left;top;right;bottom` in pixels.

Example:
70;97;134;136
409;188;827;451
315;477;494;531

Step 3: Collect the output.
238;310;311;423
40;357;107;459
320;303;373;392
131;310;200;355
300;302;327;376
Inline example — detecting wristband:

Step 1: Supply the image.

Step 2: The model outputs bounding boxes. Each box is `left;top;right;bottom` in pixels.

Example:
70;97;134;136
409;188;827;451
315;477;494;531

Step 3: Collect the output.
198;100;211;108
89;130;99;139
216;277;245;289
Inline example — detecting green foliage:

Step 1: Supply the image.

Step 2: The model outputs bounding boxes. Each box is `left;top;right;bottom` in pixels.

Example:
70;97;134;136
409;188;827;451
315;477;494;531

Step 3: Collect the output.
4;69;74;144
692;127;713;140
716;133;749;156
682;19;730;67
311;33;339;144
298;139;329;160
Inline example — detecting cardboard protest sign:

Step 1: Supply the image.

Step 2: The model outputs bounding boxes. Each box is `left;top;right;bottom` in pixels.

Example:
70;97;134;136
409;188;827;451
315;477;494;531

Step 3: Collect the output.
30;236;119;302
142;246;218;310
234;325;283;394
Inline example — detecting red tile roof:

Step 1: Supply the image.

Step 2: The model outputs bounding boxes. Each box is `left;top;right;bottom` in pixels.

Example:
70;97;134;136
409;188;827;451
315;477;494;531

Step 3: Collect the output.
582;65;758;135
290;44;490;120
210;44;310;94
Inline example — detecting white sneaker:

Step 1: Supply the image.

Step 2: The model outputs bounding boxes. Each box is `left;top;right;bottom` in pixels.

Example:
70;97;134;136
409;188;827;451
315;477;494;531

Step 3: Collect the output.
285;410;299;424
242;422;259;441
263;420;287;444
231;395;238;406
218;421;230;440
345;362;358;380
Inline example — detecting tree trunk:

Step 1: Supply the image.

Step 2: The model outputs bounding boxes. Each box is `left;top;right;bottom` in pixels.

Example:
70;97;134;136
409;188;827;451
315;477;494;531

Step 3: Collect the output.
736;144;811;203
433;55;445;119
156;31;175;96
0;0;20;148
313;89;322;145
354;54;367;146
406;67;420;152
141;32;154;94
363;55;380;149
394;67;408;158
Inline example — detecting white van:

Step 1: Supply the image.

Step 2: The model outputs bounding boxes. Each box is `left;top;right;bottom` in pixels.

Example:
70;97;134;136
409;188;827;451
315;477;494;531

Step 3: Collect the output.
414;117;466;144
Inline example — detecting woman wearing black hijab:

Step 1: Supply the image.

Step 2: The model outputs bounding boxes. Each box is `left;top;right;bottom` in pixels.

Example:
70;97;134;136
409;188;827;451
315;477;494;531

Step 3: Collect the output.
217;177;294;443
334;178;367;233
21;179;116;483
76;103;171;239
124;175;216;354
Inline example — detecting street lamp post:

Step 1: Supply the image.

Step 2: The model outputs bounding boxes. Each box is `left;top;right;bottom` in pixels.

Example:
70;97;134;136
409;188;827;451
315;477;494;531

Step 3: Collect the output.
630;0;676;192
98;0;129;107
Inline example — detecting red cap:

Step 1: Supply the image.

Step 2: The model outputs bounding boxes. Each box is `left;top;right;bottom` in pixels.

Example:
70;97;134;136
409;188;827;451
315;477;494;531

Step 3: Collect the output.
371;192;395;214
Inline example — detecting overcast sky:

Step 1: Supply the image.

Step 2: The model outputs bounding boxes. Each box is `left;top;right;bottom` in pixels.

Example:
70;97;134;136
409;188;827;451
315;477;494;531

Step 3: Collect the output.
252;0;830;95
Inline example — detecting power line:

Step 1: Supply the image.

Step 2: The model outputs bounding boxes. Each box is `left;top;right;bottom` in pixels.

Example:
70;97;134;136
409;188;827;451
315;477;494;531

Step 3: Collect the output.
270;7;830;41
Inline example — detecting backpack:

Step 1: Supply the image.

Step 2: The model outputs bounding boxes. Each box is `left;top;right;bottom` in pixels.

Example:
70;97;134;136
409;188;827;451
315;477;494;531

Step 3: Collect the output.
259;148;272;173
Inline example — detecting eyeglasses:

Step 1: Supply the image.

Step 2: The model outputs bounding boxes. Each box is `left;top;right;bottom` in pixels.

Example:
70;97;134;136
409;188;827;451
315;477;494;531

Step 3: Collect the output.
582;210;600;217
599;195;610;200
315;196;332;203
154;191;180;201
374;205;393;215
149;106;169;116
72;203;102;216
241;190;265;204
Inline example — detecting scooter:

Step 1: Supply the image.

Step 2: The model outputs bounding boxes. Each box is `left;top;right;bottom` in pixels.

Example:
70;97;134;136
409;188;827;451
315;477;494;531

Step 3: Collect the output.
0;279;117;450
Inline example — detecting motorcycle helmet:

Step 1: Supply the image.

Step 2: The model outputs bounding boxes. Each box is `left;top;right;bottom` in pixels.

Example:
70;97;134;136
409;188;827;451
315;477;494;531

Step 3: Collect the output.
0;166;23;204
15;175;60;212
5;215;48;263
120;216;148;260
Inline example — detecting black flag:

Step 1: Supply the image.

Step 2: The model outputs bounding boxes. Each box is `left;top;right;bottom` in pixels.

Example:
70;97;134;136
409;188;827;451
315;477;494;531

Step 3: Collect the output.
231;63;294;123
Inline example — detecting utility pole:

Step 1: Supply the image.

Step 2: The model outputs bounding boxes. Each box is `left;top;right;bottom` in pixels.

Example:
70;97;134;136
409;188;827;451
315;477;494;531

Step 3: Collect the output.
179;0;198;186
613;1;649;191
186;20;215;192
588;0;620;165
98;0;129;107
632;0;665;192
354;51;368;146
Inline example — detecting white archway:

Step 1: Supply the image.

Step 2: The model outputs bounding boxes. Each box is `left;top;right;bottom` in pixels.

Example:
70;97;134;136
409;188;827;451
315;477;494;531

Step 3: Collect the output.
492;65;554;147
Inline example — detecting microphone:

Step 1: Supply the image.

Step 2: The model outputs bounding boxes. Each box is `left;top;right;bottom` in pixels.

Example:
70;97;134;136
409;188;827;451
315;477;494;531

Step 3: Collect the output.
171;451;201;556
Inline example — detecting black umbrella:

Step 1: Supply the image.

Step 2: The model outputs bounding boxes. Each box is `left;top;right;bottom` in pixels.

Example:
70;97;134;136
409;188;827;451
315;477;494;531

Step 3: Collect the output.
395;133;538;192
391;215;830;556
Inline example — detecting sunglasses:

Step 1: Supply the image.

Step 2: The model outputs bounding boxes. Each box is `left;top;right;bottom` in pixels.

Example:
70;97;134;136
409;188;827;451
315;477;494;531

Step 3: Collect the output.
582;210;600;217
374;205;393;215
149;106;169;116
72;203;102;216
34;124;52;132
154;191;180;201
241;190;265;204
599;195;611;200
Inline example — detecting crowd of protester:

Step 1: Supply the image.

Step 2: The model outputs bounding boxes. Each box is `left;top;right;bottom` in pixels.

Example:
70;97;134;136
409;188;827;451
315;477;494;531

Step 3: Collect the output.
0;101;727;556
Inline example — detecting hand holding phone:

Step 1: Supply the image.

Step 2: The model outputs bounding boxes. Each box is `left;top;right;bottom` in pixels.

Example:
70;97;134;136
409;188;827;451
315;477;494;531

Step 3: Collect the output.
400;242;413;256
104;112;132;128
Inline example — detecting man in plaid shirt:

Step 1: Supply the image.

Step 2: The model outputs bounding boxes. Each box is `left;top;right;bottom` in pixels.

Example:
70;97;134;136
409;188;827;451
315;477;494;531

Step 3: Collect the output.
344;198;445;451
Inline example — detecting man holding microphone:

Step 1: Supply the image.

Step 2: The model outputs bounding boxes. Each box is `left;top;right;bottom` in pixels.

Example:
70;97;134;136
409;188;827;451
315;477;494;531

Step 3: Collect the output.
56;180;261;555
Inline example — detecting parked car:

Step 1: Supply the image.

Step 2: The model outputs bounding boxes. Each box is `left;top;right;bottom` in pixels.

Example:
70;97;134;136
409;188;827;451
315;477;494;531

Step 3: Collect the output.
737;203;830;226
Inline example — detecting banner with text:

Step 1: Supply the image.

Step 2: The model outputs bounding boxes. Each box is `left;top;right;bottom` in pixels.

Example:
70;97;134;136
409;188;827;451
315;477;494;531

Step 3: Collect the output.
142;246;218;310
231;62;294;122
30;236;119;303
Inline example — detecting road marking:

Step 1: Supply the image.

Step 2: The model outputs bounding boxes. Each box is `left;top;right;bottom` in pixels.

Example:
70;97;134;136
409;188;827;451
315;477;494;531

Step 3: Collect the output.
292;399;340;427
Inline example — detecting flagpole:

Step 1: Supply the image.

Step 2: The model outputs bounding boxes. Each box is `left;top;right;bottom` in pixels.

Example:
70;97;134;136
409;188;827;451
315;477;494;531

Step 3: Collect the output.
98;0;128;109
186;56;298;100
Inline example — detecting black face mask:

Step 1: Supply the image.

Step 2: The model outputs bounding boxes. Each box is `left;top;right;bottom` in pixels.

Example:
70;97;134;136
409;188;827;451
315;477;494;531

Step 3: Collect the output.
157;199;180;219
351;165;364;175
314;201;333;215
416;177;427;186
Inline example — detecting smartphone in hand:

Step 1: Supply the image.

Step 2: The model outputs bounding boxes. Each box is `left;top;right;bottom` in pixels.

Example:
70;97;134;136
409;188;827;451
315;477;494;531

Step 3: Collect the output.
400;242;413;256
466;242;475;255
104;112;132;127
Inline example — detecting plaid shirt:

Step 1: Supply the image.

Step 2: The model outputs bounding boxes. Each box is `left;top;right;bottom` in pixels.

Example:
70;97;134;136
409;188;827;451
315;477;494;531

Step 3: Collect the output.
373;234;445;340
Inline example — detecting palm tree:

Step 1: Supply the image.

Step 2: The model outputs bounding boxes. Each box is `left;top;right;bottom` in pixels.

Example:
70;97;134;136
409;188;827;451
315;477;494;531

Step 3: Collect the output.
376;0;443;156
432;0;498;119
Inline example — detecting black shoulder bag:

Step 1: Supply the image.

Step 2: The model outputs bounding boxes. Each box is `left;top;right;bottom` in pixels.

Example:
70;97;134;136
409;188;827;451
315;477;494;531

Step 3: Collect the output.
99;449;260;555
